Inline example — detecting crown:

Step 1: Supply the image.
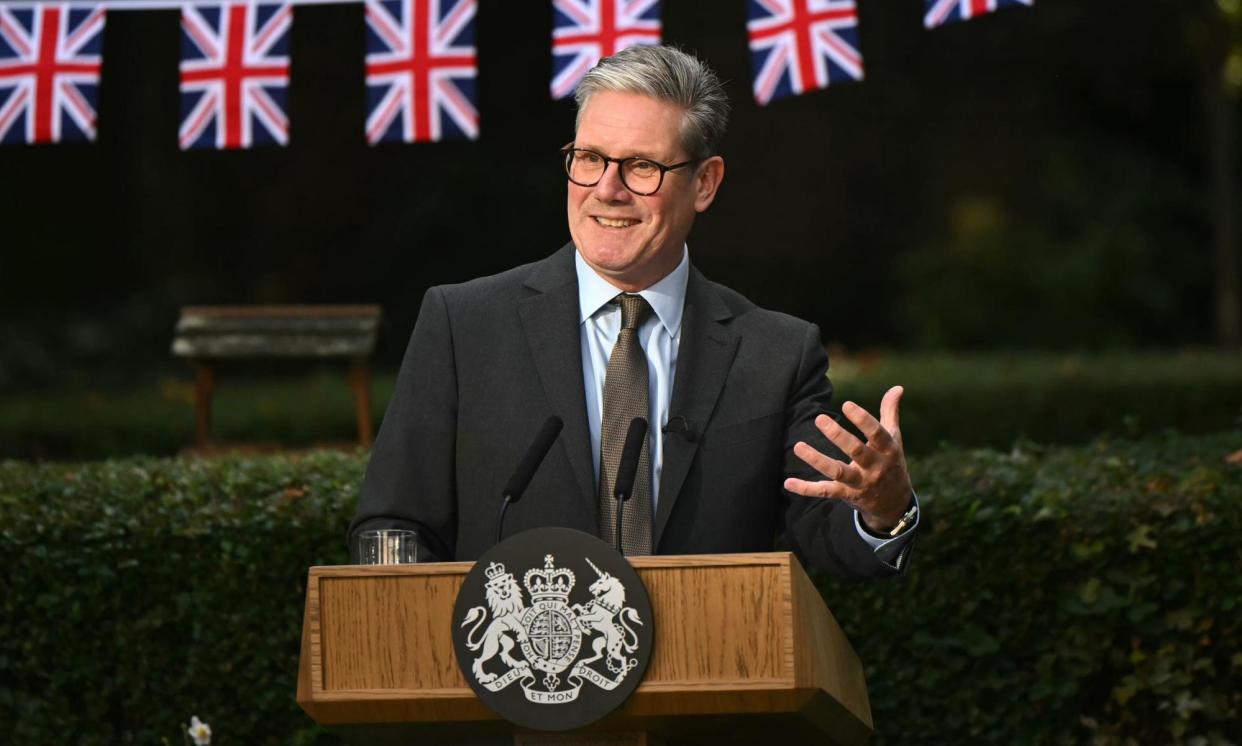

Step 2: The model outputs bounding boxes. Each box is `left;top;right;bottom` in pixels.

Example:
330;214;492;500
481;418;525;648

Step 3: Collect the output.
484;561;512;590
524;554;575;602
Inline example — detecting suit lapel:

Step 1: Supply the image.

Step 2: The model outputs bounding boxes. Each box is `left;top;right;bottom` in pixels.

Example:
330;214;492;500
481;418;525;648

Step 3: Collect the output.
653;268;739;548
519;245;598;515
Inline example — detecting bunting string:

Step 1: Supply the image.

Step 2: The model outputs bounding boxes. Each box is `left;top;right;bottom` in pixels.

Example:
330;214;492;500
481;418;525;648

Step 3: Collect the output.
0;0;1035;147
24;0;362;9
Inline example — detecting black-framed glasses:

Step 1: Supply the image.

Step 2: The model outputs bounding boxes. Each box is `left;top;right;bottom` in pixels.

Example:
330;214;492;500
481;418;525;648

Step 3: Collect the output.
561;144;703;196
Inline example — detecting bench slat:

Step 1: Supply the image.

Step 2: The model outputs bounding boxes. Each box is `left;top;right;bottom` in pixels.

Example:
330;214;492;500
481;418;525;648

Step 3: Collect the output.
172;335;375;359
171;305;381;359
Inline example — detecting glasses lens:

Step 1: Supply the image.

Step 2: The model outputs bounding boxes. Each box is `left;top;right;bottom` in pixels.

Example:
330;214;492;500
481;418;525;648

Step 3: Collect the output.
621;158;662;195
567;149;605;186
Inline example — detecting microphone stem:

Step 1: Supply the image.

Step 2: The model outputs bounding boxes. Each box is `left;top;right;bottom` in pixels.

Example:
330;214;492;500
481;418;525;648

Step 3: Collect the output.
615;493;625;554
497;495;512;545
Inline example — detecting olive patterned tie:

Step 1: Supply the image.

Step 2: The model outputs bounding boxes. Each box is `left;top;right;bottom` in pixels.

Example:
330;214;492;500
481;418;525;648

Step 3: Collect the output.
597;293;654;556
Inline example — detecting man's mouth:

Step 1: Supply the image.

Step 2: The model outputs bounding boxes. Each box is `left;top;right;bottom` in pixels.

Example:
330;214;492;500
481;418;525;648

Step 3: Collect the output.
593;216;639;229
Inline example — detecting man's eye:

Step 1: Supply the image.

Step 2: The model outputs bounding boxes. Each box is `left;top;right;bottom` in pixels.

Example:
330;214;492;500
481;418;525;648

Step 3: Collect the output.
577;151;602;164
629;159;658;174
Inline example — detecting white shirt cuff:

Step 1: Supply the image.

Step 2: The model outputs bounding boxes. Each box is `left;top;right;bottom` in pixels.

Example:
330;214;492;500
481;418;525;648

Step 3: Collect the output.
853;491;920;565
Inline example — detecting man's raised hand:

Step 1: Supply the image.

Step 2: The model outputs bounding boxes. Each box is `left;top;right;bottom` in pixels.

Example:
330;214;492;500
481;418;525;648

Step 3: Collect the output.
783;385;913;533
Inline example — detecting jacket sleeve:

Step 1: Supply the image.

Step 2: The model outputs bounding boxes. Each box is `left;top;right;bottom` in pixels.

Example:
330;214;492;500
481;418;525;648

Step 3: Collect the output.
347;286;459;562
779;322;912;580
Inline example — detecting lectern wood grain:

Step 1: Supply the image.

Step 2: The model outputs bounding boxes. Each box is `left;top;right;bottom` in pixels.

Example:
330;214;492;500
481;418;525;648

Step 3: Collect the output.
638;564;785;685
790;558;872;727
321;574;465;690
297;553;872;744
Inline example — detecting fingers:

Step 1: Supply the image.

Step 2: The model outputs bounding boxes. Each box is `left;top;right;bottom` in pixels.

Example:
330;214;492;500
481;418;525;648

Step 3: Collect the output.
793;441;864;488
784;476;855;501
814;413;877;467
842;400;896;454
787;391;912;512
879;386;904;440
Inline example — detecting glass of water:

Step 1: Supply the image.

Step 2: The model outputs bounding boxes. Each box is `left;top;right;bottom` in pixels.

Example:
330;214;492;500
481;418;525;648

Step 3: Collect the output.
355;529;419;565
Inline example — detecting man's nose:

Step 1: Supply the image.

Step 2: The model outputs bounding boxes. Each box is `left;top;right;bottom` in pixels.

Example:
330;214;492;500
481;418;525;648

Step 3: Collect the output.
592;162;631;203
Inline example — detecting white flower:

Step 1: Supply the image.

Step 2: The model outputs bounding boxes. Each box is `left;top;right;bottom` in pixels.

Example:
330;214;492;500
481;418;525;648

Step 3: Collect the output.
187;715;212;746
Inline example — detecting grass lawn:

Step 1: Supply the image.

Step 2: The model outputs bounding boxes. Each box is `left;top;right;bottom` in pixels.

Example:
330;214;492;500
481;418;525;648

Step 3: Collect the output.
1;349;1239;460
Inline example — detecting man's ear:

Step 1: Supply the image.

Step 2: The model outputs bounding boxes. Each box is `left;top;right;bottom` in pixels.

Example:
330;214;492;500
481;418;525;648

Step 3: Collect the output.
693;156;725;213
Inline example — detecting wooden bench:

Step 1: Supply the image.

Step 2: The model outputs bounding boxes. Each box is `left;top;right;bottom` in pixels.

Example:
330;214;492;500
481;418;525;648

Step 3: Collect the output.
171;305;382;450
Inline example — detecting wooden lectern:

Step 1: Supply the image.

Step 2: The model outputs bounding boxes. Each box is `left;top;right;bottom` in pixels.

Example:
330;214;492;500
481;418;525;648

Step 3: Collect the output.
297;552;873;745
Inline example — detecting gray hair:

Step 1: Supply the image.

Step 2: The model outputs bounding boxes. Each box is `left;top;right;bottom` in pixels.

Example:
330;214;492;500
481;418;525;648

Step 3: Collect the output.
574;45;730;160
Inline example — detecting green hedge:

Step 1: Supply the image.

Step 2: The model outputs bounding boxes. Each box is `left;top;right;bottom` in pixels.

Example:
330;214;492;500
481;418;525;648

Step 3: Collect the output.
3;351;1240;460
2;431;1240;743
0;451;361;745
822;430;1242;744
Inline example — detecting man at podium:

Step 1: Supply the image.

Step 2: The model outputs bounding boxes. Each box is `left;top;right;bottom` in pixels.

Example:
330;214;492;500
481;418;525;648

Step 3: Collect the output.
350;45;919;579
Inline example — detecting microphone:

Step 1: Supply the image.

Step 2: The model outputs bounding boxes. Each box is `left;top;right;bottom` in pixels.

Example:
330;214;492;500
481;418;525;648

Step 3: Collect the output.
496;415;564;544
663;415;698;442
612;417;648;553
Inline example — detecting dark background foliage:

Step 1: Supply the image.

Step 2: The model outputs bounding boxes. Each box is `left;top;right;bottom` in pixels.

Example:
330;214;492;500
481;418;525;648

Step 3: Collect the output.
1;0;1231;392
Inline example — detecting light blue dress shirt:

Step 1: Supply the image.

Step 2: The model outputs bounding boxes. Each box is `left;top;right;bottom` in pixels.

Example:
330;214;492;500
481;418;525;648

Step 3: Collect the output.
573;248;917;562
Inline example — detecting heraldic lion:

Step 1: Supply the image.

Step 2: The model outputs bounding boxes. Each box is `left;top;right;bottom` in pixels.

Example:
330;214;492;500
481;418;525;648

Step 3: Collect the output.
461;564;529;684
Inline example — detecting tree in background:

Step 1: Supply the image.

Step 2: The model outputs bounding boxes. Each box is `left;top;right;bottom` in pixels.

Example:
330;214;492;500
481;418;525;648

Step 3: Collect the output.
1194;0;1241;347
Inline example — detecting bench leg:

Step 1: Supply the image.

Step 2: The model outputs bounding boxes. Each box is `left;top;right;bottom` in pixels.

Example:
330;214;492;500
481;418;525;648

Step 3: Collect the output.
194;363;215;449
349;359;374;448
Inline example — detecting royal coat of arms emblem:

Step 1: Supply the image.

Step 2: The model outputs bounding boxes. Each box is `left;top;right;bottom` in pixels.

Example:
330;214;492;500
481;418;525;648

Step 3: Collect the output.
461;554;643;702
452;527;654;730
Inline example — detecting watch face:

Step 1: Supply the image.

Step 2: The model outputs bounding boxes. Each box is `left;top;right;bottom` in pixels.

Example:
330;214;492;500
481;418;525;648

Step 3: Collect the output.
452;527;654;731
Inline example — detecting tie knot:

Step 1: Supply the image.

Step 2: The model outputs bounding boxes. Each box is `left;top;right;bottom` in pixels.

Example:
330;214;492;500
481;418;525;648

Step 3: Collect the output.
615;294;652;331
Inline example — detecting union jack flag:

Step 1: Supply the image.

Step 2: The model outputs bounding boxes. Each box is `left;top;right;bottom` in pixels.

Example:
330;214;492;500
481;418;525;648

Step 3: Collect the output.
747;0;863;106
179;2;292;150
0;3;105;146
924;0;1033;28
365;0;477;144
929;0;1033;28
550;0;661;101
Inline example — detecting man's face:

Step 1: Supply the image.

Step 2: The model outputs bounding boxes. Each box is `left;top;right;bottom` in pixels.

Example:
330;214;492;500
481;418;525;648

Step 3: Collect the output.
568;90;724;292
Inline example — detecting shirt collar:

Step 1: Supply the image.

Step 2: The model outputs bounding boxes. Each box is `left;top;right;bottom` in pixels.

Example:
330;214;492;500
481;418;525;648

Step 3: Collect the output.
574;246;689;338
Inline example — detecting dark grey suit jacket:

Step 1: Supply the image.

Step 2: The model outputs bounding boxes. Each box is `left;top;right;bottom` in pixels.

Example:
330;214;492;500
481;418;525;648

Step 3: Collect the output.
350;244;906;580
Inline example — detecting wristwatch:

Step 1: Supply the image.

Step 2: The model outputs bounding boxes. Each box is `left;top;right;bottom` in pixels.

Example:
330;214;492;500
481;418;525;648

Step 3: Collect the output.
888;499;919;537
